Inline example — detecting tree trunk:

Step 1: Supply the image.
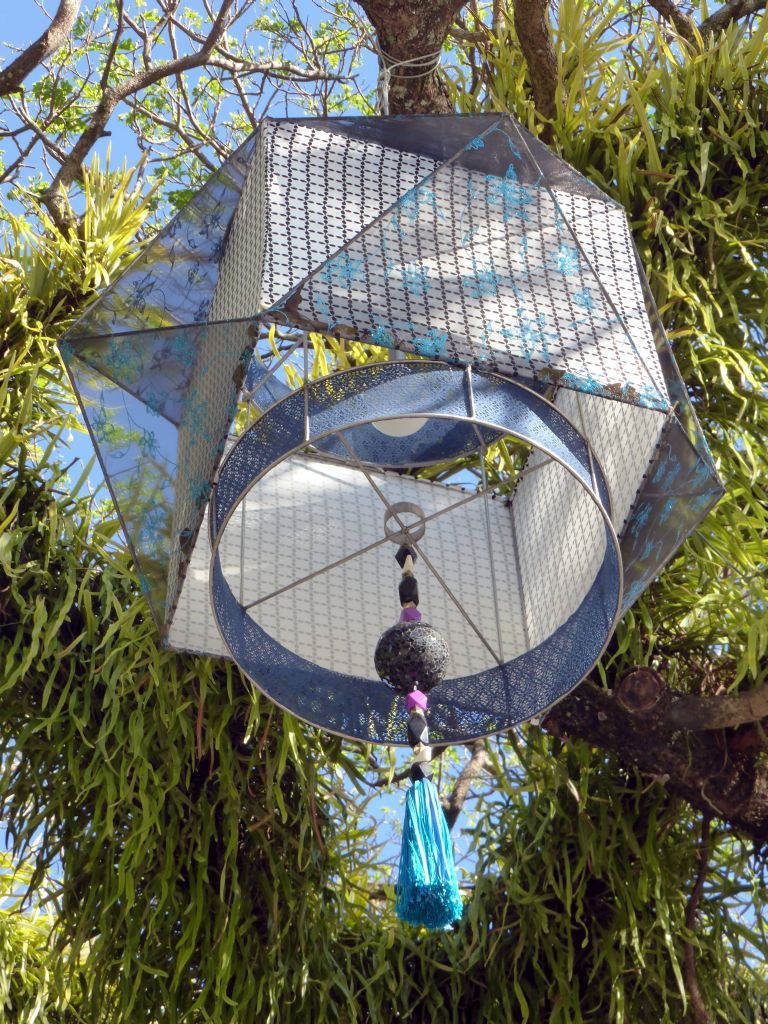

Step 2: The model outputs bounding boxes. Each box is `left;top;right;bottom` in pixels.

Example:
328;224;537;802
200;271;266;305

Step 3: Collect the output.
357;0;466;113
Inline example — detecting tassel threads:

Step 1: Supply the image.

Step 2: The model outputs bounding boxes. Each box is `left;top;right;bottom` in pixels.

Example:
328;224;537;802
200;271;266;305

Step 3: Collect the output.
395;690;463;930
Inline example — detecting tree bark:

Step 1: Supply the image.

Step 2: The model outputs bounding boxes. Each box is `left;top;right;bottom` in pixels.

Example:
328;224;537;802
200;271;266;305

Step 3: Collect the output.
0;0;82;97
441;739;490;830
357;0;467;114
647;0;767;39
646;0;697;42
543;673;768;844
700;0;768;34
513;0;558;138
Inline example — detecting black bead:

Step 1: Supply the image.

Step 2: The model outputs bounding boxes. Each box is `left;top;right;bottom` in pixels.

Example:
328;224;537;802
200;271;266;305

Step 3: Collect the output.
373;621;449;693
395;544;417;569
407;713;429;746
398;576;419;606
410;761;433;782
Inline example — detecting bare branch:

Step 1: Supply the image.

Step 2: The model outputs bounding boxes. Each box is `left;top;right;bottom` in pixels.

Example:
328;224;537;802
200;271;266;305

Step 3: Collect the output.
206;55;344;82
441;739;490;830
122;95;220;171
682;815;712;1024
41;0;238;226
100;0;125;90
700;0;768;34
646;0;697;41
513;0;558;139
0;0;82;97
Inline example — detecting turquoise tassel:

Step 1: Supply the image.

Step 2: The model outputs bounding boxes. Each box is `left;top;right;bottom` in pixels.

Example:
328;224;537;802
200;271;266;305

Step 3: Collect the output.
396;777;463;930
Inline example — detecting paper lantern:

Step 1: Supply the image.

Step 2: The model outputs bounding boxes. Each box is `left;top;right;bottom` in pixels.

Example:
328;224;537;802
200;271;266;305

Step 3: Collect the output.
60;113;722;926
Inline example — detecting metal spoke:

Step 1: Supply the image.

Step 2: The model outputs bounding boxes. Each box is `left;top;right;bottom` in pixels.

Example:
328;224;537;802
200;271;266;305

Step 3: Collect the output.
239;401;252;605
473;426;505;662
243;340;301;402
334;431;504;667
303;334;310;443
241;486;490;611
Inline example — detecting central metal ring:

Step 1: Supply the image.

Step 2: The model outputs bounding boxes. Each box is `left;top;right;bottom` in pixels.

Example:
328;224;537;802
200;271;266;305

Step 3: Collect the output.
384;502;427;544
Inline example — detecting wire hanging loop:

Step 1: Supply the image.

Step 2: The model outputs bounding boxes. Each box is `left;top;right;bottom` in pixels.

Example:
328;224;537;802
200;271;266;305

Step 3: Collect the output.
375;46;443;116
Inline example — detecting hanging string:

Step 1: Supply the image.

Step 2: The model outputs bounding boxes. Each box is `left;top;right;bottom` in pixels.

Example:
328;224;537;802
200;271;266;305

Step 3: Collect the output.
376;47;443;116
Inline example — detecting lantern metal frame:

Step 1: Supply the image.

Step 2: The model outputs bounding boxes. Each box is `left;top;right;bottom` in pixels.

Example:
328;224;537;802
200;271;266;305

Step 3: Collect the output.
209;355;622;744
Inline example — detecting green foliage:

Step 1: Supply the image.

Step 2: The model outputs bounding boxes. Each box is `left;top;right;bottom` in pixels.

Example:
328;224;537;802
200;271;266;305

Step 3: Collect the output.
467;734;768;1023
449;0;768;693
2;3;768;1022
0;853;75;1023
0;1;371;208
0;160;380;1022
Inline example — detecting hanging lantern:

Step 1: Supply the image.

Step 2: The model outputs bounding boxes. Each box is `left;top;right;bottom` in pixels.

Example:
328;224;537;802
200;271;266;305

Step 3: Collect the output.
59;114;723;929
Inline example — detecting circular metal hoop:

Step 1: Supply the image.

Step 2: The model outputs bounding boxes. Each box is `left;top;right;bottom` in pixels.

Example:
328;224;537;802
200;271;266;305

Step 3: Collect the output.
384;502;427;545
209;360;623;745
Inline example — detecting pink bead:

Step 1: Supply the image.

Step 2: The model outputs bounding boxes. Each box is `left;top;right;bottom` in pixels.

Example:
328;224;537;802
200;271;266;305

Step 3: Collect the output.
406;689;428;713
399;607;422;622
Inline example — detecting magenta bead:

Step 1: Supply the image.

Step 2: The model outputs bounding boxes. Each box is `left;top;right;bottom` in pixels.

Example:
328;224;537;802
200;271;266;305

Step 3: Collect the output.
406;689;428;713
399;607;422;623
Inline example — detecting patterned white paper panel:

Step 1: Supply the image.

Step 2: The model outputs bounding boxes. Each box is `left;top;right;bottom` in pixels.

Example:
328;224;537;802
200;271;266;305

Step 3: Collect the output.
554;389;667;536
168;450;612;678
553;190;666;403
208;122;438;322
169;455;529;676
511;451;609;650
289;152;668;410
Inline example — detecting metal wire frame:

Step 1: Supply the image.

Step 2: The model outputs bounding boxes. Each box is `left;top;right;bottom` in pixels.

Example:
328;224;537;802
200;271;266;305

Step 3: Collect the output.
210;360;620;553
506;117;670;411
236;450;558;617
241;482;492;611
207;362;624;713
332;429;504;667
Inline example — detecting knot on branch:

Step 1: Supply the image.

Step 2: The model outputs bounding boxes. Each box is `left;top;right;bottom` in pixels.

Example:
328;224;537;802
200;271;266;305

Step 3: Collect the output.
616;668;667;715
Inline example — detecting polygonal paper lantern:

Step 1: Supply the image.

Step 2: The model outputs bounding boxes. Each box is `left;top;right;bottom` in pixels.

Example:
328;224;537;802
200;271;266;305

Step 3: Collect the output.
60;113;723;747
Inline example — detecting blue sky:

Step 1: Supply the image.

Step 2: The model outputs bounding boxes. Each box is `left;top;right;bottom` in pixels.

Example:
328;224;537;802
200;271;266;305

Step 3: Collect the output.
5;5;51;47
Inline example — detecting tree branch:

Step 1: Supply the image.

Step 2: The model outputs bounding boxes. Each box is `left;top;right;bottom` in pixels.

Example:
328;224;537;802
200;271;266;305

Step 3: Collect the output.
0;0;82;97
41;0;237;228
616;667;768;732
682;815;712;1024
513;0;558;139
543;671;768;843
100;0;125;91
441;739;490;830
646;0;696;42
700;0;768;34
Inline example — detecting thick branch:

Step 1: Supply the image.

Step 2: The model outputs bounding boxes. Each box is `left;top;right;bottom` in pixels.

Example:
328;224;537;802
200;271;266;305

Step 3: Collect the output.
543;671;768;843
441;739;490;830
513;0;558;138
617;667;768;732
358;0;467;114
646;0;696;42
0;0;82;97
700;0;768;34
